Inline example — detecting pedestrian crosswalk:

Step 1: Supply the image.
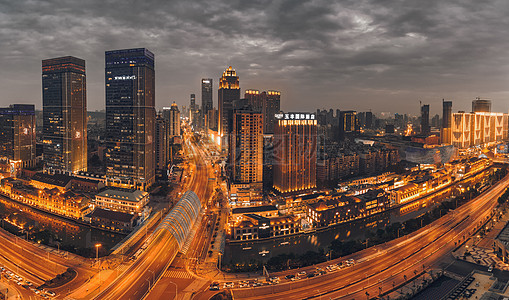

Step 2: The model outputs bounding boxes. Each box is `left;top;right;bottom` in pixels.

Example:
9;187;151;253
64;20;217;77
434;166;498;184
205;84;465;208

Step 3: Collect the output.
116;264;129;272
163;269;193;279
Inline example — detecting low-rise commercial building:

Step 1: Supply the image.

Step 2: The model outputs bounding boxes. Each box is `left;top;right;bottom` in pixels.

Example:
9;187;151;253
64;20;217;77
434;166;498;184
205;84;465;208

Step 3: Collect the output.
229;214;300;241
0;177;92;220
94;188;149;215
90;208;137;233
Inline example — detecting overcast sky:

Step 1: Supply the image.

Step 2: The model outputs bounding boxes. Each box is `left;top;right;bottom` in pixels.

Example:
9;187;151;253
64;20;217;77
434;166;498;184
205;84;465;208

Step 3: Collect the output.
1;0;509;115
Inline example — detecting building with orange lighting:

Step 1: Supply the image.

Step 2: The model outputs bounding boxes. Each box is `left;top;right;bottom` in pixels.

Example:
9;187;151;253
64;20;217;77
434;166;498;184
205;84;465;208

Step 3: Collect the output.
42;56;87;173
451;111;508;149
94;188;149;215
229;214;300;241
244;89;281;134
0;104;36;170
0;177;92;220
218;66;240;150
273;112;317;194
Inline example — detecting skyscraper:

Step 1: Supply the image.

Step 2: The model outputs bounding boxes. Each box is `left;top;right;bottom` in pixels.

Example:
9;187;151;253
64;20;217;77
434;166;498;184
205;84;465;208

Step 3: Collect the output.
155;114;169;171
218;66;240;150
201;79;213;115
105;48;155;190
441;100;452;144
0;104;36;169
339;110;359;140
165;102;181;138
230;110;263;183
264;90;281;134
273;112;317;193
244;89;262;112
42;56;87;173
420;104;430;136
472;98;491;113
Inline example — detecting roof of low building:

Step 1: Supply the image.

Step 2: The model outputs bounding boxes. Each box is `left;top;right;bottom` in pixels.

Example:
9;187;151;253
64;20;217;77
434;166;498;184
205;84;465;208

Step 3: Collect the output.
31;173;73;187
90;208;136;223
232;205;278;215
96;188;148;202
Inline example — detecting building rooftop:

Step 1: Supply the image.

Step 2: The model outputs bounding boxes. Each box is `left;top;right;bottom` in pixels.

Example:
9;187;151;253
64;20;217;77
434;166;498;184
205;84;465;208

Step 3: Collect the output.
231;205;278;215
96;188;148;203
31;173;72;187
91;208;136;223
496;222;509;246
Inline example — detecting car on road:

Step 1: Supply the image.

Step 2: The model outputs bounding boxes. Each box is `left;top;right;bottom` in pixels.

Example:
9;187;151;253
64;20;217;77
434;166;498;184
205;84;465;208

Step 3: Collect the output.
239;283;249;288
488;266;493;272
297;271;306;277
46;291;56;297
209;282;220;291
285;274;295;280
268;277;280;284
223;282;234;289
307;272;316;278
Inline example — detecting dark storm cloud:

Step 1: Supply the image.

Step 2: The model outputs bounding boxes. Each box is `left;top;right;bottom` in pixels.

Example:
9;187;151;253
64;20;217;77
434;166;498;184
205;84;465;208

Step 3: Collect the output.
1;0;509;115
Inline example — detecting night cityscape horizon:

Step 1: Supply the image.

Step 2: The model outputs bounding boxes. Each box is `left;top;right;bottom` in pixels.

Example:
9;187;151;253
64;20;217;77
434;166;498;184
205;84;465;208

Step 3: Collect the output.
1;1;509;300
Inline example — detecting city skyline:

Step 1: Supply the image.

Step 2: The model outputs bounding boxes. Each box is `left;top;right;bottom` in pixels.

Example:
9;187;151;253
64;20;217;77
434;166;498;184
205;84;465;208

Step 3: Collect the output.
1;1;509;115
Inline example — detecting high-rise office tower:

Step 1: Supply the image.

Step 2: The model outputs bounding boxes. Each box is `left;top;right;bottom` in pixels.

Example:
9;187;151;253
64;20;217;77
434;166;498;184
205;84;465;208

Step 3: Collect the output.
244;89;262;112
201;79;213;115
0;104;36;170
339;110;359;140
230;110;263;183
273;112;317;193
441;100;453;144
420;104;430;136
365;111;373;129
472;98;491;113
165;102;181;138
155;114;169;171
218;66;240;150
105;48;155;190
190;93;196;110
42;56;87;173
263;90;281;134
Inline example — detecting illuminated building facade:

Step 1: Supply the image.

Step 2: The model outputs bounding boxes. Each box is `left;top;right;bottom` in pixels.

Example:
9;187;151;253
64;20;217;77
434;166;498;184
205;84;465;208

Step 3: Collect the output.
273;112;317;193
339;110;359;140
230;111;263;183
94;188;149;215
472;98;491;113
105;48;155;190
245;89;262;111
0;178;92;220
218;66;240;150
42;56;87;173
452;112;508;149
155;114;169;171
0;104;36;169
441;100;453;144
164;102;181;138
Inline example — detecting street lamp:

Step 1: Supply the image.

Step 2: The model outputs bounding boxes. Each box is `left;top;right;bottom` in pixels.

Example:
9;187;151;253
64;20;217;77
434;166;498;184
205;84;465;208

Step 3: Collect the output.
168;280;178;300
95;243;101;268
148;269;155;283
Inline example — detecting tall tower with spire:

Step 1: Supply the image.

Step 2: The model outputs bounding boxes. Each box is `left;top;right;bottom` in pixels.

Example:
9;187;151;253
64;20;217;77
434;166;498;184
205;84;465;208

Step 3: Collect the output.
218;66;240;150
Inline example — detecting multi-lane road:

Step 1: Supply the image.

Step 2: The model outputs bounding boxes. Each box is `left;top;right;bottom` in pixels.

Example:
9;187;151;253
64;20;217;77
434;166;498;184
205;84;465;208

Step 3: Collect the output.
229;173;509;299
96;131;212;300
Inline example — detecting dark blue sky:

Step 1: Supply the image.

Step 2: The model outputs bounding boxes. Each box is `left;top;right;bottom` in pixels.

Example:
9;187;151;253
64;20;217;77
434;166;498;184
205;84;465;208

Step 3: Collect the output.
1;0;509;116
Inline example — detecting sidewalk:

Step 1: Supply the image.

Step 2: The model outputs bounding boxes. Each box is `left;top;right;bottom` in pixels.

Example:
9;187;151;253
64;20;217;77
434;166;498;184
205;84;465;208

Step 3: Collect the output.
0;282;21;300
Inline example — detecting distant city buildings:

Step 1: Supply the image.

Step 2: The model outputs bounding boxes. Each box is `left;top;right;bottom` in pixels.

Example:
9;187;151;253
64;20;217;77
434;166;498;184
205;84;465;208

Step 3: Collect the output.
42;56;87;173
273;112;317;194
264;91;281;134
0;104;36;170
104;48;155;191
